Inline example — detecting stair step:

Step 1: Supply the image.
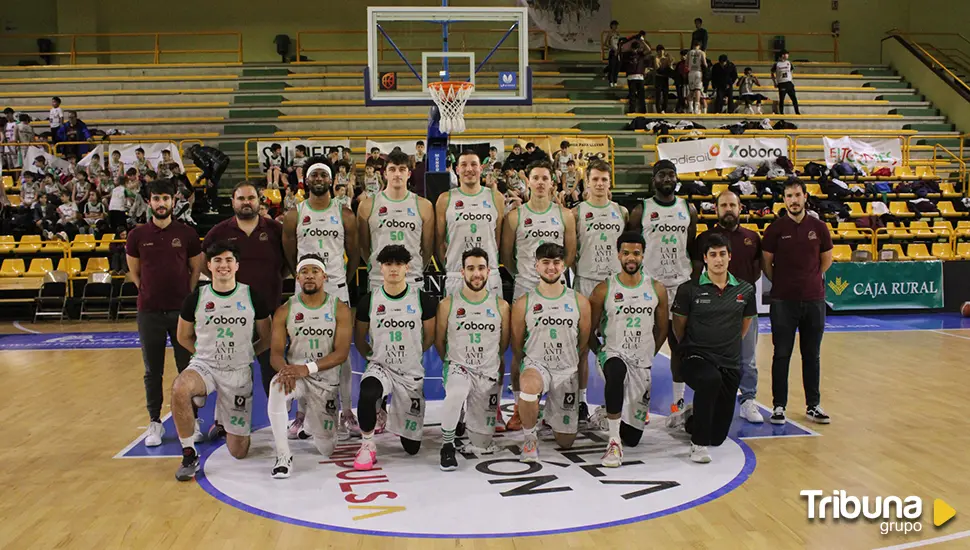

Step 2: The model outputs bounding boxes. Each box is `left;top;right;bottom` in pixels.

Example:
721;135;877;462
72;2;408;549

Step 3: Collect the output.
242;68;290;77
852;69;896;77
229;109;281;119
889;108;939;116
223;124;279;135
239;81;287;91
234;95;284;104
877;94;924;102
903;123;954;132
864;81;910;89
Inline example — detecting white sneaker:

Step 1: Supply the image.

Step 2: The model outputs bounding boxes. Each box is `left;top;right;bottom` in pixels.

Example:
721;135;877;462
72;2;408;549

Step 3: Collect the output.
690;444;712;463
339;410;360;440
587;406;609;431
601;438;623;468
537;421;554;440
739;401;764;424
272;454;293;479
665;402;693;429
144;421;164;447
521;433;539;463
192;418;205;443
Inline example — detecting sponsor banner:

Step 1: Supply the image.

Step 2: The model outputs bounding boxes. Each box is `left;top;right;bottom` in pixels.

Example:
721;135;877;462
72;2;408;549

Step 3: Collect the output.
0;332;143;350
77;142;184;171
512;136;610;167
255;139;350;168
657;138;788;173
825;261;943;311
23;145;71;175
520;0;613;53
822;136;903;171
712;0;761;14
656;139;720;173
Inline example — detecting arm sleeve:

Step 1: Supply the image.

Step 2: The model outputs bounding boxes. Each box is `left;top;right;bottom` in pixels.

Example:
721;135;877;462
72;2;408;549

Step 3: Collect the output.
180;287;201;321
124;228;139;257
356;293;372;323
743;283;758;317
671;283;692;317
761;222;778;253
420;291;439;321
250;289;272;320
819;221;834;252
771;63;778;74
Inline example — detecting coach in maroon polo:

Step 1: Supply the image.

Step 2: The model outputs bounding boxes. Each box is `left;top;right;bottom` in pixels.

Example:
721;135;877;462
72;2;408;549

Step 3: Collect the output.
126;178;203;447
761;178;833;427
203;180;286;405
693;189;764;424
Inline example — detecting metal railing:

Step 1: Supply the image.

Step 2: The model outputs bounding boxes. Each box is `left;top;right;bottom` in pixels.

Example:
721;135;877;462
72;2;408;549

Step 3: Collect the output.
887;30;970;96
601;29;839;62
0;31;243;65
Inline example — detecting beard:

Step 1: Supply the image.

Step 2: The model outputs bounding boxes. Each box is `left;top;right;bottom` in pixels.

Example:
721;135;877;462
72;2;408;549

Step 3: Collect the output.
152;207;171;219
539;272;561;285
787;203;804;214
234;205;257;220
622;262;641;275
464;277;486;292
309;182;331;197
719;214;738;229
656;182;676;196
302;284;320;295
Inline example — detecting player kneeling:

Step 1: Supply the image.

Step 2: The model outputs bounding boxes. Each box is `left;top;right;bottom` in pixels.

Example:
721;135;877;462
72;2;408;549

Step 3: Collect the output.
587;232;669;467
267;254;353;478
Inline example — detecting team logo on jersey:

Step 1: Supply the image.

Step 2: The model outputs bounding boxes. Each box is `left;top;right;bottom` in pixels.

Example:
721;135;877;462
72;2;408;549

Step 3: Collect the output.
678;211;687;220
236;301;247;311
643;292;653;300
294;312;304;323
808;231;818;241
406;304;416;314
614;292;624;301
407;208;416;217
171;238;182;248
563;392;576;409
483;200;491;209
302;215;312;225
233;395;247;409
551;218;560;226
486;308;495;318
409;398;422;414
325;399;337;413
324;312;334;322
736;294;745;303
585;211;594;220
330;216;340;225
650;211;659;220
456;307;466;319
532;303;543;313
376;304;386;315
524;217;533;227
454;200;465;210
564;303;574;312
205;301;215;312
259;232;268;242
744;237;754;246
611;211;620;219
378;206;388;216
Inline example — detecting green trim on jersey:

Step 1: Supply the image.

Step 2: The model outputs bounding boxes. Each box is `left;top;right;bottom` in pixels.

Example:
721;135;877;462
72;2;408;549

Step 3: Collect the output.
520;292;530;373
459;289;490;306
297;292;328;310
380;285;410;302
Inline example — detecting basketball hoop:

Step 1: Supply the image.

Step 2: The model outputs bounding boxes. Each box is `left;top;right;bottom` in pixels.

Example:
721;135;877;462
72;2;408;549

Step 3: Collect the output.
428;81;474;134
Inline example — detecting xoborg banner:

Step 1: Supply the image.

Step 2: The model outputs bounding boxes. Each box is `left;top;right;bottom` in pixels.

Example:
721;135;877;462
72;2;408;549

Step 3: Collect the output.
657;138;788;173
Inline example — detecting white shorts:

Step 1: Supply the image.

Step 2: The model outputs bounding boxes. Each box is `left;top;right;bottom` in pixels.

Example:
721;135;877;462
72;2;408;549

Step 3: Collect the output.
362;363;425;441
444;363;501;436
596;352;652;431
522;358;579;434
323;279;350;304
187;359;253;436
291;376;340;440
445;270;502;297
689;71;704;92
575;275;606;297
664;284;680;321
370;275;425;295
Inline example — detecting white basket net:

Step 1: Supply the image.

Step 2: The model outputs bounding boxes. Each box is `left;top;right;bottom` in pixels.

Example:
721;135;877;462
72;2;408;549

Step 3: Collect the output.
428;81;474;134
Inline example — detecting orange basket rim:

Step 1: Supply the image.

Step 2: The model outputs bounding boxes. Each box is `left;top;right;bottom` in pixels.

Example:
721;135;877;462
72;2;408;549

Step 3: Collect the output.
427;81;475;92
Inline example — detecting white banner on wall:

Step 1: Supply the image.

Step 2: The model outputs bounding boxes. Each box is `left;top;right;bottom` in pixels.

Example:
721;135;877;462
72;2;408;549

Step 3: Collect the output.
78;143;184;171
823;136;903;170
255;140;350;168
519;0;613;52
24;145;72;175
657;138;789;173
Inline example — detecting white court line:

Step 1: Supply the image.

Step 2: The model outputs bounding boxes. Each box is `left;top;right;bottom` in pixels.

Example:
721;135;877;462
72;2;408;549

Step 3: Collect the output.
113;412;172;459
930;329;970;341
873;529;970;549
11;321;41;334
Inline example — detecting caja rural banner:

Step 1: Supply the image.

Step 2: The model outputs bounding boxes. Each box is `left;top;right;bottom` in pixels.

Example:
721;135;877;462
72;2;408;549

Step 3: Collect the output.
77;143;184;171
512;135;611;166
657;138;788;174
822;136;903;171
825;261;943;311
255;140;350;168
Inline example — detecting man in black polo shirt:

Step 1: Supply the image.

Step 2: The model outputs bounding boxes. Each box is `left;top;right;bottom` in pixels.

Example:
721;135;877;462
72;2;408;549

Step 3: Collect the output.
126;179;204;447
694;190;764;424
670;232;757;464
762;178;833;425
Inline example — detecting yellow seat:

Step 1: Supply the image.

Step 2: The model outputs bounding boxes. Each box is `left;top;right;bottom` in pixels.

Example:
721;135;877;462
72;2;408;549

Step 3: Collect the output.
847;202;865;218
832;244;853;262
889;201;914;218
2;175;13;189
914;166;936;179
0;235;15;254
805;183;824;197
8;194;22;207
681;172;700;181
958;242;970;260
56;257;82;277
956;221;970;239
838;222;866;240
711;184;729;197
81;257;111;275
695;223;708;234
741;223;760;234
26;258;54;276
15;235;42;253
931;221;953;238
880;244;909;261
893;166;914;177
771;202;785;216
43;239;68;252
908;221;934;238
931;243;954;260
96;233;116;253
906;244;934;261
0;258;26;277
937;201;960;218
263;188;282;205
699;170;720;180
939;182;958;197
856;244;876;258
71;234;97;253
886;223;913;240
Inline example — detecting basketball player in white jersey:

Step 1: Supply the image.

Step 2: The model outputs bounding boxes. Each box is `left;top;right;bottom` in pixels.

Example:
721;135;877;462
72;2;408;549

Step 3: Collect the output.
267;254;353;478
436;247;511;471
501;160;577;301
171;241;273;481
771;49;800;115
511;243;591;462
629;159;697;415
282;159;360;437
436;149;505;297
358;150;434;293
353;245;438;471
573;159;627;296
587;232;669;467
687;41;708;115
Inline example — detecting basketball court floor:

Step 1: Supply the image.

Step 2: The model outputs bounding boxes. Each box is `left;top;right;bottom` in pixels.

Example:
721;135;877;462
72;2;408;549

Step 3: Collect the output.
1;313;968;549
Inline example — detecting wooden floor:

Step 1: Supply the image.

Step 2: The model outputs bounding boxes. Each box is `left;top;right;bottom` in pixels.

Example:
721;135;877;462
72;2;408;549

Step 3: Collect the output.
2;320;969;549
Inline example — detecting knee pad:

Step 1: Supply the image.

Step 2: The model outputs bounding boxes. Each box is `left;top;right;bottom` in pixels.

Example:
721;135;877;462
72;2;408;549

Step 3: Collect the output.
620;421;643;447
359;377;384;405
400;436;421;455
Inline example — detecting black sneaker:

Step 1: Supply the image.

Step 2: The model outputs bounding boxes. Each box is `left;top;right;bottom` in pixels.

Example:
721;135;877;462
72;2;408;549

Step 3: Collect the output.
176;448;200;482
770;406;787;425
208;422;226;441
578;401;590;429
439;443;458;471
806;405;831;424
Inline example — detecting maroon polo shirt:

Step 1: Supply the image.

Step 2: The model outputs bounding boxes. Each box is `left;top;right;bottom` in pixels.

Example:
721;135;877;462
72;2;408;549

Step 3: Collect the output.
696;224;763;285
125;218;202;312
762;214;833;301
203;216;285;310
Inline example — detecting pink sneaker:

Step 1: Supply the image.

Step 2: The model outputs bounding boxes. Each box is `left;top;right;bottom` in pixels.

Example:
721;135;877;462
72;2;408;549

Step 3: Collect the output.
287;413;305;440
374;409;387;434
354;441;377;471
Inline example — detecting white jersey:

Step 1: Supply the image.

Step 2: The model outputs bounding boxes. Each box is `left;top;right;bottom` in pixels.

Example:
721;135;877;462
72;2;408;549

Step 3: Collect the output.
688;49;706;73
267;154;283;168
445;291;502;374
641;197;692;287
600;274;659;367
296;200;347;288
739;75;756;95
514;202;565;289
285;293;339;385
576;201;624;280
367;191;423;282
193;283;257;370
444;187;499;273
773;60;793;84
49;107;63;127
523;287;581;374
368;285;425;377
556;152;572;174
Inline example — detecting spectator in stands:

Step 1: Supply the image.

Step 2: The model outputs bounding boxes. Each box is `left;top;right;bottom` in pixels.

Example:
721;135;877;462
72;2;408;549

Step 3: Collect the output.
56;190;84;237
71;171;91;205
772;50;800;115
20;172;39;208
525;142;548;163
14;114;34;167
413;140;426;165
482;146;501;175
258;203;272;219
133;147;153;178
2;108;16;169
185;144;229;214
83;190;106;236
156;150;175;179
333;160;351;191
653;45;673;114
333;181;351;212
55;111;92;159
108;178;130;230
624;40;648;114
33;193;59;237
264;143;284;190
362;163;383;199
603;20;621;88
553;140;573;182
692;18;709;52
47;97;63;144
108;150;124;181
560;159;585;208
674;49;690;113
281;184;297;213
289;144;308;188
505;143;529;172
445;159;458;189
737;68;765;114
340;148;353;168
711;54;738;114
86;153;103;184
172;179;196;227
365;147;387;174
109;227;128;274
41;174;64;205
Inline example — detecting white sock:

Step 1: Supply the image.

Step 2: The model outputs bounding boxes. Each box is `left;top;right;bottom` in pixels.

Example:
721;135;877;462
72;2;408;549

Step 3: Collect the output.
673;382;686;403
523;425;537;437
179;437;196;454
362;432;374;442
608;417;620;441
339;359;353;411
579;388;587;403
267;381;292;457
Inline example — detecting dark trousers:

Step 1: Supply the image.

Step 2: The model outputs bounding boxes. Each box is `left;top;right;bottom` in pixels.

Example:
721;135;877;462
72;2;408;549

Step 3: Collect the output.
769;299;825;409
681;354;742;446
713;86;734;113
654;76;669;112
627;79;646;114
138;310;192;421
606;50;621;85
777;82;800;114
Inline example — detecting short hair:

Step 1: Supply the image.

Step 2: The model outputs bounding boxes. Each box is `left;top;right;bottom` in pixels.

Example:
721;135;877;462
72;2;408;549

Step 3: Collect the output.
780;49;789;55
295;145;307;153
370;147;381;153
680;49;689;56
232;180;260;198
783;177;807;195
126;167;138;176
205;240;241;262
387;150;410;168
270;143;282;151
18;113;30;123
525;142;536;149
335;160;350;172
462;247;489;266
700;232;732;256
111;150;121;156
616;231;645;250
161;149;171;155
560;140;570;149
535;242;565;261
525;159;555;178
135;147;145;154
148;178;176;197
719;54;728;62
489;146;498;152
586;158;612;179
76;170;87;179
3;107;12;114
52;96;61;103
744;66;753;73
35;156;47;164
458;149;479;161
715;189;740;205
695;17;703;24
656;44;665;51
566;159;575;166
610;20;618;26
416;140;425;146
376;244;412;265
513;143;522;149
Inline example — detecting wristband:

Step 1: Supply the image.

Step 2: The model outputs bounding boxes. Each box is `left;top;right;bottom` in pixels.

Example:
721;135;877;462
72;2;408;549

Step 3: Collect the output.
306;361;319;374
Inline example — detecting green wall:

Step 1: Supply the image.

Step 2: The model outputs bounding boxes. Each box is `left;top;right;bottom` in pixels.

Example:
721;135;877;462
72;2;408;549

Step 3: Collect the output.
883;37;970;133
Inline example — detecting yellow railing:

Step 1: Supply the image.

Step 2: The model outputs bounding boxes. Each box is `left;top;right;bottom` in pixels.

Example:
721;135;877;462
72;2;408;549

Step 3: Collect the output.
601;30;839;62
0;142;55;176
0;31;243;65
887;30;970;96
